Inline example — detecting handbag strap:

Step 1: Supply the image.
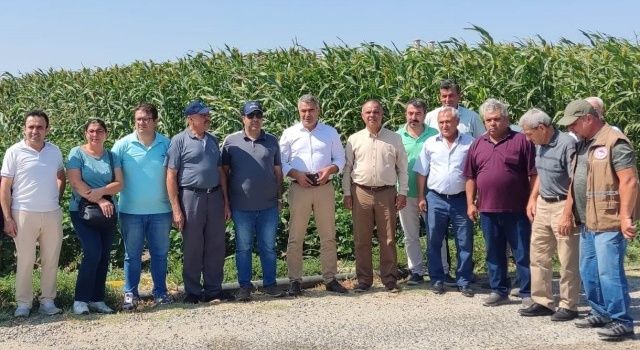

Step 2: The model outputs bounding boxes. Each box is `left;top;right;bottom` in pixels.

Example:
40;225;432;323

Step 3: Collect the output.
79;148;115;187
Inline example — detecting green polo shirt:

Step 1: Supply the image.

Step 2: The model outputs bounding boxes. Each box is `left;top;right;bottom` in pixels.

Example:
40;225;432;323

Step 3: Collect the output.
397;123;438;198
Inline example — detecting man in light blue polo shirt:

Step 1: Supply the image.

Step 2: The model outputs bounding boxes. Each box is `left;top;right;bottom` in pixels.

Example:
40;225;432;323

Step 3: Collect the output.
112;103;173;309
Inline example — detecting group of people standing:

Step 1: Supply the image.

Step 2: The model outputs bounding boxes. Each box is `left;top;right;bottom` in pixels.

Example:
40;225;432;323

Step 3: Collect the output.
1;79;637;341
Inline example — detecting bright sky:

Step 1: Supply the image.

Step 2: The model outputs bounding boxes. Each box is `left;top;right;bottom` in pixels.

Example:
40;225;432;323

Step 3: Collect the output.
1;0;639;75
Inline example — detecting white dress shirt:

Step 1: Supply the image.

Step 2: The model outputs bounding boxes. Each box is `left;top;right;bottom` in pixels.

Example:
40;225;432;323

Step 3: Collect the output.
413;132;474;195
279;121;345;176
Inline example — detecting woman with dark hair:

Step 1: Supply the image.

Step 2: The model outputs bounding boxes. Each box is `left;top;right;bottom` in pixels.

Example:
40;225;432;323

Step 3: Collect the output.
66;118;123;314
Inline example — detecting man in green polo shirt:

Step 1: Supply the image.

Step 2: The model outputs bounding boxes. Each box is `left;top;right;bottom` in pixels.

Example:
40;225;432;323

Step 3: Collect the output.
397;99;438;284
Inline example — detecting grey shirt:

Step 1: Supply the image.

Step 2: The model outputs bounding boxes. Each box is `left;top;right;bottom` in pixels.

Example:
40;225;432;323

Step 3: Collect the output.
165;128;221;189
536;129;576;197
573;132;636;224
221;130;281;211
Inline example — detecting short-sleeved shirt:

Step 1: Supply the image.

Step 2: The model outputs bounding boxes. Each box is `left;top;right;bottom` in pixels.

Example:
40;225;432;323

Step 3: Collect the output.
573;129;636;223
165;128;221;189
426;105;486;139
463;130;537;213
221;130;281;211
414;132;474;195
397;124;438;198
535;129;576;197
112;131;172;214
66;146;122;212
1;141;64;212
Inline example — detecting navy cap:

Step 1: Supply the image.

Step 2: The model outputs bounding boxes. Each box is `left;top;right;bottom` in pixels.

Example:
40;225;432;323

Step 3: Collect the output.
183;100;211;117
242;101;263;116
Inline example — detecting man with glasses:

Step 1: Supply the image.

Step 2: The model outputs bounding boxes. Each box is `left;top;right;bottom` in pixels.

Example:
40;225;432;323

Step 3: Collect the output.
559;99;638;341
112;103;173;309
221;101;285;301
166;100;230;304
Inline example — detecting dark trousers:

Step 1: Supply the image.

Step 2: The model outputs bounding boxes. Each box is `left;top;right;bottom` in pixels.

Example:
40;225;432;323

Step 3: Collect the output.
180;188;226;297
71;211;115;302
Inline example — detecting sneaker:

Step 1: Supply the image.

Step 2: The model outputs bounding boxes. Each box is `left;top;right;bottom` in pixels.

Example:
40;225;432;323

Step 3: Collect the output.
325;279;348;294
204;291;235;303
406;273;424;286
458;285;475;298
353;283;371;293
122;292;139;310
288;281;303;296
154;294;172;306
551;308;578;322
262;284;286;298
596;321;635;340
183;293;201;304
14;305;30;318
520;297;534;308
510;288;521;297
88;301;114;314
519;303;554;317
73;301;90;315
431;281;445;295
236;286;252;302
444;274;457;287
575;313;611;328
385;282;401;293
482;292;509;307
38;300;62;315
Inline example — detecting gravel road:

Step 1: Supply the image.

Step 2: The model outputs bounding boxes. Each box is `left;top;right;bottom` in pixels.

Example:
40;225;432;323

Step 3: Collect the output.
1;273;638;350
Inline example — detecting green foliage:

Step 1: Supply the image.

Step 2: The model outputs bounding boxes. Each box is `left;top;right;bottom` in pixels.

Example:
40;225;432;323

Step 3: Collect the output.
1;29;640;272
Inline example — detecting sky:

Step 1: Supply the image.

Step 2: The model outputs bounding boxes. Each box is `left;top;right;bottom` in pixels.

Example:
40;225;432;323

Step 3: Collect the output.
1;0;639;76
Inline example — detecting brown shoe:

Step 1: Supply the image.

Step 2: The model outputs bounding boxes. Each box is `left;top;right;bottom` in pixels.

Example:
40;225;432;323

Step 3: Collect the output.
353;283;371;293
385;282;401;293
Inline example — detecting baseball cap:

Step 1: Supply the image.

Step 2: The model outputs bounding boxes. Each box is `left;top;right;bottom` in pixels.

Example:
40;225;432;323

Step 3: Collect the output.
183;100;211;117
241;101;263;116
557;99;597;126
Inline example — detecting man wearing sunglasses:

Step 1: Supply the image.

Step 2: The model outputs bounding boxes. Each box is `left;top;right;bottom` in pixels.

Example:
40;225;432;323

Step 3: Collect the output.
222;101;285;301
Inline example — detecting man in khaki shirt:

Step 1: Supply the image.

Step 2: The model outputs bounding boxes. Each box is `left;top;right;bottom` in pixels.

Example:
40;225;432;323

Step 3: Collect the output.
343;99;409;293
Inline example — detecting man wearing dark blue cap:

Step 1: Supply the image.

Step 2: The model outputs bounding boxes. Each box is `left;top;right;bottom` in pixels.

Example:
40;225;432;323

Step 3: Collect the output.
221;100;284;301
165;100;231;304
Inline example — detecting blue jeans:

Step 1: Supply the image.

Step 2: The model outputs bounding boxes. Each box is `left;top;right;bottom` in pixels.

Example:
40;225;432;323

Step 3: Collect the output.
120;212;172;298
232;206;278;288
579;227;633;326
426;191;473;287
70;211;115;302
480;212;531;297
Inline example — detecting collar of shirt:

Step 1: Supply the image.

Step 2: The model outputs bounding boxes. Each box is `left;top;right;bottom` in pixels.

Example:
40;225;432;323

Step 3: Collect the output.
398;123;435;141
242;129;266;141
547;128;560;147
480;128;516;145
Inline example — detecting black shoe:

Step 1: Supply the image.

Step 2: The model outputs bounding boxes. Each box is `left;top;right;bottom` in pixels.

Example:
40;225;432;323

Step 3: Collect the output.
235;286;252;302
519;303;554;317
326;279;348;294
551;308;578;322
444;274;457;287
385;282;401;293
183;294;201;304
353;283;371;293
406;273;424;286
597;321;635;341
288;281;303;296
458;285;475;297
575;313;611;328
262;284;286;298
205;291;235;303
431;281;445;295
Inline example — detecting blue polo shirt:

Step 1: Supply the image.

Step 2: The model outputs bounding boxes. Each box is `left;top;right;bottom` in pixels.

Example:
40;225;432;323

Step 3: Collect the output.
67;146;122;212
112;131;172;214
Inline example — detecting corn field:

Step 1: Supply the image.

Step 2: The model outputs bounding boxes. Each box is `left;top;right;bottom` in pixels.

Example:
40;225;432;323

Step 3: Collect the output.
1;29;640;272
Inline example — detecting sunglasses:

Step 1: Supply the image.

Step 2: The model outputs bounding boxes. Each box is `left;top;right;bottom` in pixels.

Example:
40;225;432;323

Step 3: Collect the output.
246;111;264;119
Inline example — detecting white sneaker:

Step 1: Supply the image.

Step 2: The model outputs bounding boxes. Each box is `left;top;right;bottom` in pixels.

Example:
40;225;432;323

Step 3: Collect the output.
38;300;62;315
73;301;90;315
88;301;114;314
14;305;31;318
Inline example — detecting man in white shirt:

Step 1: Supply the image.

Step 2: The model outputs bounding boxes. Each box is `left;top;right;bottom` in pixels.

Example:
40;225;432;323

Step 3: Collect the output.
415;107;475;297
1;110;66;317
280;94;348;295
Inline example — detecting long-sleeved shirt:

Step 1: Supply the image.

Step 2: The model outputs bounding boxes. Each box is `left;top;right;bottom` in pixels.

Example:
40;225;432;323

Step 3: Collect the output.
279;122;345;176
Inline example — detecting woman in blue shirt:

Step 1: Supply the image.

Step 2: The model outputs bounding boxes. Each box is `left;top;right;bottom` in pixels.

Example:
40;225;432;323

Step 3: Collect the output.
67;118;123;315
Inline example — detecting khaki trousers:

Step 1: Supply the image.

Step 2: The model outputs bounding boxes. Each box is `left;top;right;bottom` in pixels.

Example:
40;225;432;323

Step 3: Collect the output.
12;209;63;307
352;185;398;286
530;197;580;310
286;182;338;283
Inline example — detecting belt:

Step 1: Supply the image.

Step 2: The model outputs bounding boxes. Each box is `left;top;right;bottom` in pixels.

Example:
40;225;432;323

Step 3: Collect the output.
541;195;567;203
431;190;465;199
355;184;394;191
180;185;220;193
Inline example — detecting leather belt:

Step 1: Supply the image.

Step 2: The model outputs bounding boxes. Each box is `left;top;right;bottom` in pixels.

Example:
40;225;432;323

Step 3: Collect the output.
355;184;394;191
180;185;220;193
541;195;567;203
431;190;465;199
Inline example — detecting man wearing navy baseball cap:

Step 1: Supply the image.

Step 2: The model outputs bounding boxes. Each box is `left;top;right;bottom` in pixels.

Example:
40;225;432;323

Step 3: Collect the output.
165;99;231;304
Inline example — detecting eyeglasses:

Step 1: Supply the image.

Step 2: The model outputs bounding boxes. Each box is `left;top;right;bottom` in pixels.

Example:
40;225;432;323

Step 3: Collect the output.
86;129;106;134
246;112;264;119
135;117;154;123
